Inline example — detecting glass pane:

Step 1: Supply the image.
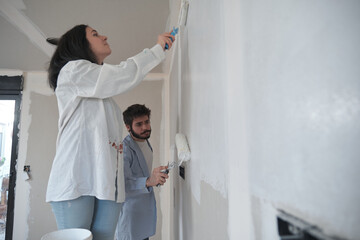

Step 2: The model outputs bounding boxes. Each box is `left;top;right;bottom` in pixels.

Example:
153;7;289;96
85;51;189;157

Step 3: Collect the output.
0;100;15;239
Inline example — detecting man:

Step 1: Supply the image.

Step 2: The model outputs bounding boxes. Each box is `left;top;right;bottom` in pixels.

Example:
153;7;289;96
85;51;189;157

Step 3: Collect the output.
117;104;169;240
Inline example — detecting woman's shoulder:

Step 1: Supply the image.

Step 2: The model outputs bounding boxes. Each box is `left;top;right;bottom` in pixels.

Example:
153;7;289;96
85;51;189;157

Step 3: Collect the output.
57;60;97;87
61;59;93;72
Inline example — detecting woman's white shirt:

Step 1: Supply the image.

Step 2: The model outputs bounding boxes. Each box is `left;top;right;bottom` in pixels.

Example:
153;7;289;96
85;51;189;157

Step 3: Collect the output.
46;44;165;203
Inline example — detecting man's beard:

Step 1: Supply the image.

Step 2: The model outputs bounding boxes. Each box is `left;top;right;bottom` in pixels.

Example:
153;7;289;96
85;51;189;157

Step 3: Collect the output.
130;127;151;140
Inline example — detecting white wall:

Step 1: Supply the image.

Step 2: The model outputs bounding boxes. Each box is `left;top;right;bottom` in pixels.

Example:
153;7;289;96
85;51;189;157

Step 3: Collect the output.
243;1;360;238
169;0;360;239
168;0;230;239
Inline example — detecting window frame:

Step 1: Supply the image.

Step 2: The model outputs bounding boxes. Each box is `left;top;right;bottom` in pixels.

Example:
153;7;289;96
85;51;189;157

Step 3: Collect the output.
0;75;23;240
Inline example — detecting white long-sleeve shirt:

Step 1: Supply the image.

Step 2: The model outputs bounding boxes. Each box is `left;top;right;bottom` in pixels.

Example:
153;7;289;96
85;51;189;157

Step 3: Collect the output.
46;44;165;203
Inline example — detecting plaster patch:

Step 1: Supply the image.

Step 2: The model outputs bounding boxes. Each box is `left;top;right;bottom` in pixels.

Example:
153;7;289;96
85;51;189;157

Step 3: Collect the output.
13;77;33;240
27;92;58;239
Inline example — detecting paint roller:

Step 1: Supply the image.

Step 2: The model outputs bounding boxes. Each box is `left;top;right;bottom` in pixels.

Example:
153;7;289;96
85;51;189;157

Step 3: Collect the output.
164;1;189;50
157;134;190;186
160;133;191;174
175;133;191;164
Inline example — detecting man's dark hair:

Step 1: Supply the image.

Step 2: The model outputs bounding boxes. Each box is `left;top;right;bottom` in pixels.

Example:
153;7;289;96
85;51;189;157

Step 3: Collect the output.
123;104;151;126
48;24;98;91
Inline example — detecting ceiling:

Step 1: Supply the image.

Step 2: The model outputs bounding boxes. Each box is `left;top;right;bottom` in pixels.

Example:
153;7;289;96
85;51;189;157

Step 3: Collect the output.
0;0;169;72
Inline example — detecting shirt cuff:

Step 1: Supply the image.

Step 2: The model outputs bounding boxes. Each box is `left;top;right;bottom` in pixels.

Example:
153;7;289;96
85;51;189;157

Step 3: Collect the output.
151;44;166;62
138;177;151;192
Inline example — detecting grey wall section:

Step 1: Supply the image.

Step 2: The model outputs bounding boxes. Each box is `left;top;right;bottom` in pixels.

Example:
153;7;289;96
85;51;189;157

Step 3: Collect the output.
174;180;229;240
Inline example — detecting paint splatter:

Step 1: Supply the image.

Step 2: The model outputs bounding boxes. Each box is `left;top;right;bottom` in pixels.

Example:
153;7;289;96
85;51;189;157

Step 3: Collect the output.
109;141;123;154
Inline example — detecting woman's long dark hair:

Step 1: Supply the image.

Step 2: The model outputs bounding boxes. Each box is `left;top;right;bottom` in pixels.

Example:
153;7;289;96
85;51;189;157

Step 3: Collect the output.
48;24;98;91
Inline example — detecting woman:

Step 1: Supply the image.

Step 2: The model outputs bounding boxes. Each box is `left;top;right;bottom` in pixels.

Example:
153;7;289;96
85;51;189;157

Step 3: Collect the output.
46;24;174;240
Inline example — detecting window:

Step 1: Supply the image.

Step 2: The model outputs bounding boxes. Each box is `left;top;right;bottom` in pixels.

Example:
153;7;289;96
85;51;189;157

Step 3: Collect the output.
0;75;23;240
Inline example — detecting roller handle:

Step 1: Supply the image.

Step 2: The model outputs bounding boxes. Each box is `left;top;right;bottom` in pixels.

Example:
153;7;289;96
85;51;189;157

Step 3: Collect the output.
165;27;179;50
156;167;170;187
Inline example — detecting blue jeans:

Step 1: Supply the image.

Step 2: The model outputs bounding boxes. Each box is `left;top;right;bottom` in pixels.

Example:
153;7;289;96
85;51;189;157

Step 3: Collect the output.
51;196;122;240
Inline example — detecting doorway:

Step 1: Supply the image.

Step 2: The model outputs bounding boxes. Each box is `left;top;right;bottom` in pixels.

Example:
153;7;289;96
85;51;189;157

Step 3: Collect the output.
0;75;23;240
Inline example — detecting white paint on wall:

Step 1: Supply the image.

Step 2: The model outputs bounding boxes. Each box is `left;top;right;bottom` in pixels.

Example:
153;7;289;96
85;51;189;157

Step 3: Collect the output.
223;0;253;239
167;1;230;239
243;0;360;238
176;0;228;203
169;0;360;239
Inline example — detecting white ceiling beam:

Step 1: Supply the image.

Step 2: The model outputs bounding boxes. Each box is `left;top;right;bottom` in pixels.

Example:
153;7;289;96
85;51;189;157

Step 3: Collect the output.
0;0;55;57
